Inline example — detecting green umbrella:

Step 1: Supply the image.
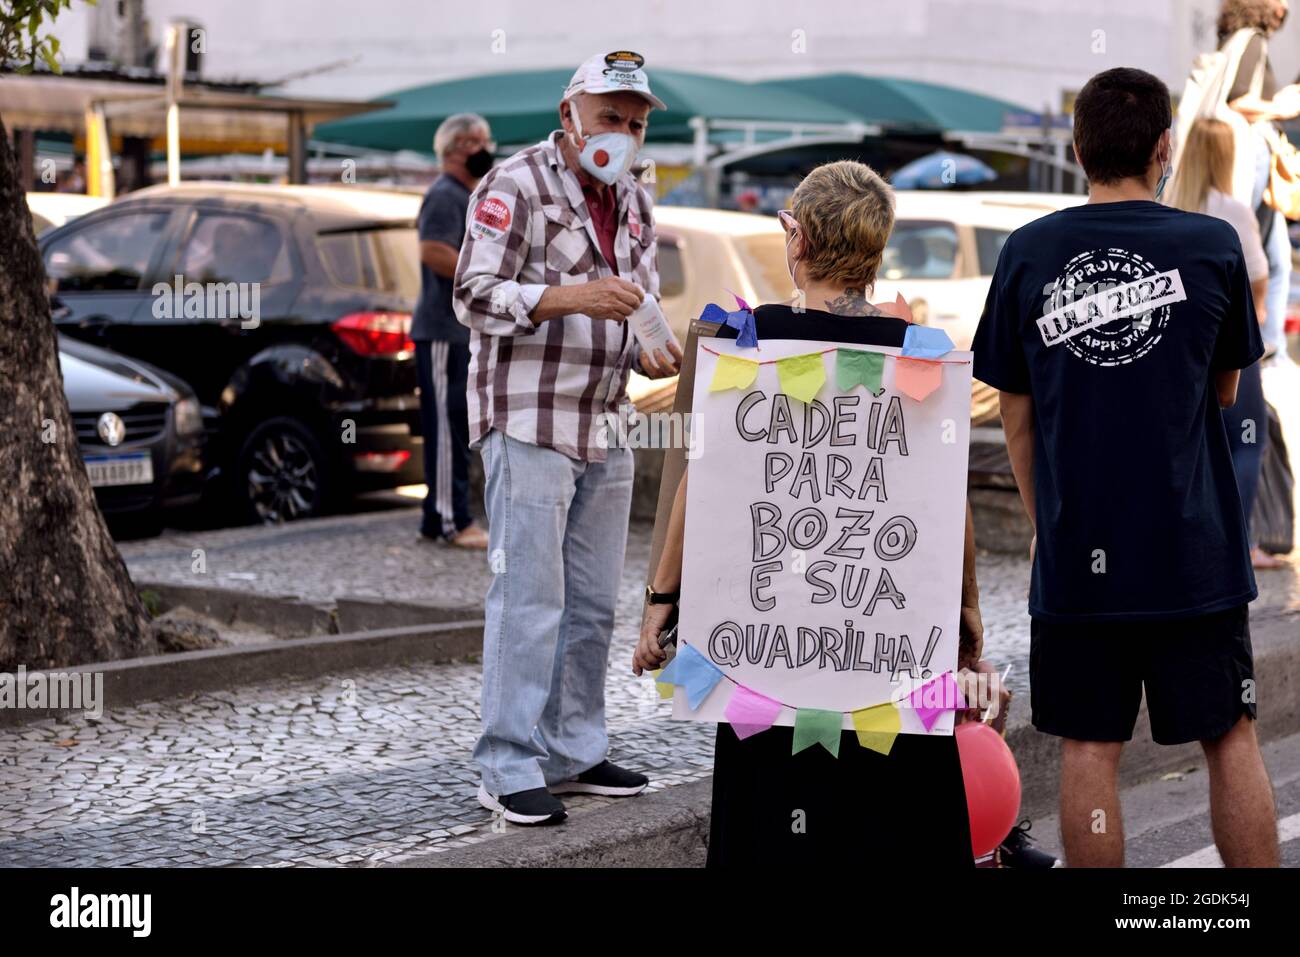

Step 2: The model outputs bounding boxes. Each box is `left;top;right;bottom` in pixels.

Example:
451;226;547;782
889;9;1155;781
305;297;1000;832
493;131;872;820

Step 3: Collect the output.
314;67;863;151
755;73;1029;134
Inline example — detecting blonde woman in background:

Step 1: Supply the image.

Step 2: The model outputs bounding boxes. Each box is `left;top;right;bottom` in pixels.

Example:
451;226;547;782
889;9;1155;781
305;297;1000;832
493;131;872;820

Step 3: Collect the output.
1167;117;1283;568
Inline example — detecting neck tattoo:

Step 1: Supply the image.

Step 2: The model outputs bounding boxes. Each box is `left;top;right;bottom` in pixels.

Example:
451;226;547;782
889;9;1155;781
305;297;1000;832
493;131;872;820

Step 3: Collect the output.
823;288;883;317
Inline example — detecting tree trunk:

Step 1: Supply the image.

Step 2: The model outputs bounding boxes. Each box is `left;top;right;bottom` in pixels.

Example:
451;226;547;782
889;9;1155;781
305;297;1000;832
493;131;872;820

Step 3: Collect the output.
0;113;156;670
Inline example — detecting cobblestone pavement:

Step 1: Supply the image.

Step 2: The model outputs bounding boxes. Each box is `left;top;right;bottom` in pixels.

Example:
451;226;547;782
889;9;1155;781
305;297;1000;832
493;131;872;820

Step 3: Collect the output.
4;496;1296;866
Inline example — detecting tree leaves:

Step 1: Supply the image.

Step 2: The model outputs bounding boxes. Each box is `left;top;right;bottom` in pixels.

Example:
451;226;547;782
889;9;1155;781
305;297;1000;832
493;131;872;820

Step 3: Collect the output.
1;0;84;74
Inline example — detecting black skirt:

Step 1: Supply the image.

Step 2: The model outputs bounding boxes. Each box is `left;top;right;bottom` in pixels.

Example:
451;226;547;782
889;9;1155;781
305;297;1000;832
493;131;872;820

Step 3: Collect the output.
706;721;974;868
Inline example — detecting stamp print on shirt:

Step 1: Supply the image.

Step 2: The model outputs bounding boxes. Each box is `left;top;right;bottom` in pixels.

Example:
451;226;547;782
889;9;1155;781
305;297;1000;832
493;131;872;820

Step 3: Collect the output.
1038;247;1188;367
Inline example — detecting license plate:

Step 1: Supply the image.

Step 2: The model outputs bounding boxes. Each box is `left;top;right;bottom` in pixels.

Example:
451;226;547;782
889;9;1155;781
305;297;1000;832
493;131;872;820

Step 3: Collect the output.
85;452;154;488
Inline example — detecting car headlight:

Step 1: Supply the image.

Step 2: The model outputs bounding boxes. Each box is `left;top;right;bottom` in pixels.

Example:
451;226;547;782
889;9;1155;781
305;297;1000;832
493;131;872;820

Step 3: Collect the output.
174;397;203;437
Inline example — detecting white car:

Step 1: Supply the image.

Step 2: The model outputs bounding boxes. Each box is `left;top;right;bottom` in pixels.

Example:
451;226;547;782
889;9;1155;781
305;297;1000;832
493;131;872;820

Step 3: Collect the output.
636;195;1084;409
872;191;1086;350
26;193;108;236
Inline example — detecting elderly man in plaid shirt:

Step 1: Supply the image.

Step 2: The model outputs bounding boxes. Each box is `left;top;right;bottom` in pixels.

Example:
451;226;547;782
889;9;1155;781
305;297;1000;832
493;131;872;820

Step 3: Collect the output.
454;51;681;826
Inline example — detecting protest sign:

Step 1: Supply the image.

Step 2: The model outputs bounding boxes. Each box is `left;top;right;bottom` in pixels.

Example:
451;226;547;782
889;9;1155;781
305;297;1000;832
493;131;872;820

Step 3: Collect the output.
672;337;972;736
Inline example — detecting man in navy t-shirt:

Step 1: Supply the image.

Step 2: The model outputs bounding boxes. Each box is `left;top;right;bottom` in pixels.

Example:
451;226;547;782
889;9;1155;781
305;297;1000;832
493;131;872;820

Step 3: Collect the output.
413;114;496;548
972;67;1278;867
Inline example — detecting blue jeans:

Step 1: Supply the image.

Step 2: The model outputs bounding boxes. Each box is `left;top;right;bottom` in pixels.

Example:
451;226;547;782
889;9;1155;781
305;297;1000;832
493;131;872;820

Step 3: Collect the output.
1250;131;1291;357
472;429;634;796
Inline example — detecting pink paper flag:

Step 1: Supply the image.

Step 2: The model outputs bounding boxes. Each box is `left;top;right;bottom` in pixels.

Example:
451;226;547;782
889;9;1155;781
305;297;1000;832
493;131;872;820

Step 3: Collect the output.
908;672;967;732
894;356;943;401
873;292;914;323
724;685;784;740
726;288;753;313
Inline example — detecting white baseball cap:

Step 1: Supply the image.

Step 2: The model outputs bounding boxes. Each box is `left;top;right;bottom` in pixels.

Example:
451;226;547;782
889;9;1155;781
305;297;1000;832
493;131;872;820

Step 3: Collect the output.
563;51;666;111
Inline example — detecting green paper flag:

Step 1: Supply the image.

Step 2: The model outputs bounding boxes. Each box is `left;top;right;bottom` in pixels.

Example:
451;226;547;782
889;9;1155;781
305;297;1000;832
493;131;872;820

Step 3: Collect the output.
776;352;826;403
792;708;842;757
710;353;759;392
836;349;885;394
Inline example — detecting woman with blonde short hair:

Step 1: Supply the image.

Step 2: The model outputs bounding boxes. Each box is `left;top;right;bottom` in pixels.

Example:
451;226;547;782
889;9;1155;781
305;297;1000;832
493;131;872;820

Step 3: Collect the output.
633;160;987;867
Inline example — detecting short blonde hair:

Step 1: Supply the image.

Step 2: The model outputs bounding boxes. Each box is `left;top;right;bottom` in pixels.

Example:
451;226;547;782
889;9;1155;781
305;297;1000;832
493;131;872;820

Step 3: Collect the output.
790;161;895;290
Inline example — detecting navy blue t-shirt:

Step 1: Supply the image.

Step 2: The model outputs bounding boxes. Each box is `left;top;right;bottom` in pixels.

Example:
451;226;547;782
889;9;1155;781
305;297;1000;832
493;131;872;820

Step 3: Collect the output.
412;174;471;343
972;200;1264;622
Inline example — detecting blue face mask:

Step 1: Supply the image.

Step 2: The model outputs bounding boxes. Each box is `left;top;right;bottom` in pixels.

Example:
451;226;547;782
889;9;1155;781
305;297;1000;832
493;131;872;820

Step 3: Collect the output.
1155;156;1172;201
568;101;638;185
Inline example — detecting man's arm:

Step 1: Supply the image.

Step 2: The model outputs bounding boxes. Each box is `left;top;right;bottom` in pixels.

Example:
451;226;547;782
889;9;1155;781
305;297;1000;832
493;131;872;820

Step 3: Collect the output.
530;280;642;325
1216;369;1242;408
453;174;549;337
420;240;459;279
999;391;1036;533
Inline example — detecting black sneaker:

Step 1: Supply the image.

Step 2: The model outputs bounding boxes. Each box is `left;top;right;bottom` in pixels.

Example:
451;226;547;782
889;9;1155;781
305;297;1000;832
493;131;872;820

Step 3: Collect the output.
548;760;648;797
477;785;567;826
998;819;1061;868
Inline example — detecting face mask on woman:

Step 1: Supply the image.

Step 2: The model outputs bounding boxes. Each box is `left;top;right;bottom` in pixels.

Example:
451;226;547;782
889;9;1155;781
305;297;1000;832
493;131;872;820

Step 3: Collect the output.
779;209;803;289
567;99;638;185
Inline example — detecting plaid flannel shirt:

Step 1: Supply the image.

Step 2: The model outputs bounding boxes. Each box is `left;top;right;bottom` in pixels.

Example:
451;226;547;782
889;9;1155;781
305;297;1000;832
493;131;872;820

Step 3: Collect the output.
452;130;660;462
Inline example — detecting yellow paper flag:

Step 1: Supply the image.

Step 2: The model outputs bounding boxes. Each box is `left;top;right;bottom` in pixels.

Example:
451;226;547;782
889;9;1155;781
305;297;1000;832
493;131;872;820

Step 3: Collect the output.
851;701;901;755
709;353;759;392
775;352;826;403
650;669;675;700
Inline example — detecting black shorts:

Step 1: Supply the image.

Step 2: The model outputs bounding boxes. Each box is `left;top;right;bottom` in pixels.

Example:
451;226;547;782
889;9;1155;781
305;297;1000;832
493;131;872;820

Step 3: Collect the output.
1029;604;1256;745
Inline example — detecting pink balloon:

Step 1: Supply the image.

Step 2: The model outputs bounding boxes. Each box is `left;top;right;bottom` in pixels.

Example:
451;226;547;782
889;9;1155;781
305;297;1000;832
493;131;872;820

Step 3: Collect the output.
955;722;1022;858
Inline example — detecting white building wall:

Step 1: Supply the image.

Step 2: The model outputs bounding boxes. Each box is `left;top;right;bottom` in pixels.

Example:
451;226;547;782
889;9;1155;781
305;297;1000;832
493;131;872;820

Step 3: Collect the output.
49;0;1300;113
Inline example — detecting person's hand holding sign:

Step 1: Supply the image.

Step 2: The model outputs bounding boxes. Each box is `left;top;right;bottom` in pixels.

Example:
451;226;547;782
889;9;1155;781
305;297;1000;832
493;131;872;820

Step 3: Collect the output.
633;601;674;676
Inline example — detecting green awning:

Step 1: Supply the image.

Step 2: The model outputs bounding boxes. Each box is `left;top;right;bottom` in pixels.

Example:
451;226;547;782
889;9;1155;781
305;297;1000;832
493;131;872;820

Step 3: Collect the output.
314;67;864;151
754;74;1030;134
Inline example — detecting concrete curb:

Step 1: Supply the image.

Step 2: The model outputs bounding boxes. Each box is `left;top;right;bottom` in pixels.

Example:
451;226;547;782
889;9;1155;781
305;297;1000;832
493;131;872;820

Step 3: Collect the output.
403;607;1300;867
0;618;484;728
141;580;337;637
397;779;714;868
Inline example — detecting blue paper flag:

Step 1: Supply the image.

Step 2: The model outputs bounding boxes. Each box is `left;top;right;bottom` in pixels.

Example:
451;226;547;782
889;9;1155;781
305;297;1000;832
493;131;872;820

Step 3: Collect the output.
657;643;725;710
699;303;729;325
698;303;759;349
902;325;954;359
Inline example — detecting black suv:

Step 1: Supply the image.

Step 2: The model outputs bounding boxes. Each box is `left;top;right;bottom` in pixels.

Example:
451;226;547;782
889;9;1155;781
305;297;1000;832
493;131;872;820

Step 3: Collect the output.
42;183;425;523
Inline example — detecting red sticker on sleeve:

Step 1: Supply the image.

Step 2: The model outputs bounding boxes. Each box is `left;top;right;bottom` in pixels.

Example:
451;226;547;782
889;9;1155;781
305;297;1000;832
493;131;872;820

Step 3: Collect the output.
470;197;511;240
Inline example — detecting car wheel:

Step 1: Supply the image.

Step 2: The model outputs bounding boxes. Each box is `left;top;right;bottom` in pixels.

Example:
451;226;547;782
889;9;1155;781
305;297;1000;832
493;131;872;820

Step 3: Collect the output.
235;417;331;524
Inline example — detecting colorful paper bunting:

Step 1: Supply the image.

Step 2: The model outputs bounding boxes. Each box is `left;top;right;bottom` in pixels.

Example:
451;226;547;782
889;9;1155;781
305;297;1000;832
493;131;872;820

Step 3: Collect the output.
657;643;725;709
902;324;955;359
836;348;885;394
894;356;943;401
851;701;902;755
792;708;842;757
699;302;758;348
709;353;759;392
776;352;826;403
724;686;784;740
908;672;967;732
